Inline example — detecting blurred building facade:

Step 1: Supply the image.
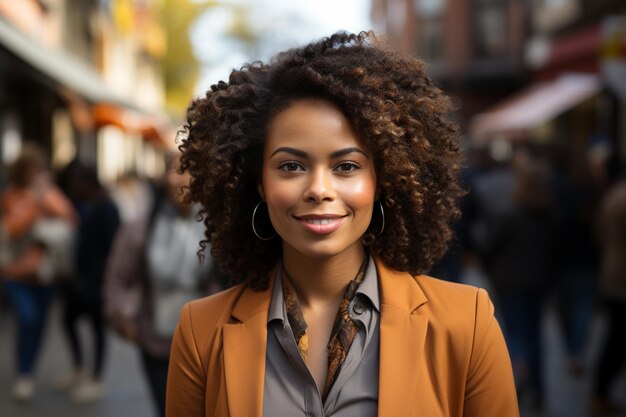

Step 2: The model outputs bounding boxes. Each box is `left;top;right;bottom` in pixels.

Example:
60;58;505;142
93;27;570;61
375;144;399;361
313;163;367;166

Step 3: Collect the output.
371;0;529;130
371;0;626;179
519;0;626;186
0;0;173;186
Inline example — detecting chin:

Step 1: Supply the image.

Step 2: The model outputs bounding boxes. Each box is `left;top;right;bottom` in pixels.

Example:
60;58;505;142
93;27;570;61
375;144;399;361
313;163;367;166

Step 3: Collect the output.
283;239;364;260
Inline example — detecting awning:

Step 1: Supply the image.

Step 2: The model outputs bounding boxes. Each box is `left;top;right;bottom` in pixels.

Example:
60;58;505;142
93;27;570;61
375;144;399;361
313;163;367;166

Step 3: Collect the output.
470;73;602;141
93;104;176;149
543;24;600;73
0;17;129;106
0;17;175;148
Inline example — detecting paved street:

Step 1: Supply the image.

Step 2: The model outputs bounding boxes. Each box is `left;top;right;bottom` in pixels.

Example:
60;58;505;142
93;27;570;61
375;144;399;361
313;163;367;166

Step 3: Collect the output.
1;291;625;417
0;300;155;417
528;307;626;417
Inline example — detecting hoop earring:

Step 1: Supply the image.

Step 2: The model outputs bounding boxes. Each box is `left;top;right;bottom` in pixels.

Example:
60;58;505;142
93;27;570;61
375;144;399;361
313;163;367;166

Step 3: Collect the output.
373;201;385;237
252;201;276;240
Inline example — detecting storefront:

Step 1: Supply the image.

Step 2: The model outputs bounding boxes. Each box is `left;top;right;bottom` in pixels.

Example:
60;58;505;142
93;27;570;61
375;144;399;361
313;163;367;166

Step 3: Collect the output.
470;16;626;184
0;17;172;186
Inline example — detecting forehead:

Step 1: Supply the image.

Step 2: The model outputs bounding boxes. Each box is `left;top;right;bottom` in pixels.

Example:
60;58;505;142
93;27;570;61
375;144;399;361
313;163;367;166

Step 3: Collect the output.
265;98;366;153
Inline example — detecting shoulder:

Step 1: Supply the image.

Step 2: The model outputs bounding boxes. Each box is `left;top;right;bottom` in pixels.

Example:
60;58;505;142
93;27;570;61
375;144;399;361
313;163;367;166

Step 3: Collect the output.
110;224;135;251
0;185;17;201
413;275;505;374
173;284;249;368
180;284;248;337
376;259;489;322
1;186;30;208
96;197;120;215
413;275;495;340
114;212;150;245
413;275;487;307
378;259;494;339
186;284;247;320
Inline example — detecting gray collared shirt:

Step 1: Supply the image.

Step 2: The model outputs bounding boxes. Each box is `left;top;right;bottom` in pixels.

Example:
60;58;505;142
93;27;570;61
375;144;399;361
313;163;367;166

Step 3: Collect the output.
263;256;380;417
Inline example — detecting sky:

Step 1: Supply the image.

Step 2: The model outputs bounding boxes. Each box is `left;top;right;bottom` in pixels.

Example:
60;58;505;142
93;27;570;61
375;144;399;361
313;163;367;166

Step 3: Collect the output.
190;0;373;94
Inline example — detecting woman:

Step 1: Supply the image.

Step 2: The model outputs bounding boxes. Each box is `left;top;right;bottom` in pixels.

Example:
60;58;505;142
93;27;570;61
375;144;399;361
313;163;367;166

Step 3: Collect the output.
166;32;519;417
0;143;76;401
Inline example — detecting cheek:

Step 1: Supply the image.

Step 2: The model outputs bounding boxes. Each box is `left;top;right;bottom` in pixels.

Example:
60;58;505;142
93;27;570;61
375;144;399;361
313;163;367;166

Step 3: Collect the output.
266;191;294;212
341;173;377;208
262;175;298;216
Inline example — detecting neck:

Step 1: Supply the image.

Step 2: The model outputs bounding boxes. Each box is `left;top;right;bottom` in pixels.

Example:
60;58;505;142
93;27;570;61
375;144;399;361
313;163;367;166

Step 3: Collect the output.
281;245;366;308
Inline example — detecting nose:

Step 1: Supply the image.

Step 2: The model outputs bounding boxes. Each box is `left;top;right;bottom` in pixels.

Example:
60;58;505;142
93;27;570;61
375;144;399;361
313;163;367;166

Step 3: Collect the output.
302;168;336;203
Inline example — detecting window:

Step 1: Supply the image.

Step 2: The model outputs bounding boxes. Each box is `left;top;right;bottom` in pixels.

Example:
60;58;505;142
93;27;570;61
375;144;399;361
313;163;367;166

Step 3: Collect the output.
532;0;581;33
474;0;508;59
414;0;446;60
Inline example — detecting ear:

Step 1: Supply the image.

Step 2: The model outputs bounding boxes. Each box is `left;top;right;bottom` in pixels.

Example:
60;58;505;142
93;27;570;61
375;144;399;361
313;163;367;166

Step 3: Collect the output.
257;183;265;201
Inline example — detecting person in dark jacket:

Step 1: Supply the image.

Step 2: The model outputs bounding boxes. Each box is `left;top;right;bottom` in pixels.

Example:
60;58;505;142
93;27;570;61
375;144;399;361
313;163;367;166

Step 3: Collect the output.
56;162;120;402
483;159;557;410
590;179;626;415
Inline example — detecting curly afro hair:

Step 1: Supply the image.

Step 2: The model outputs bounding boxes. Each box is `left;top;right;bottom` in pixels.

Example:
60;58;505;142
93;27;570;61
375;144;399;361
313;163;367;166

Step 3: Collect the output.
179;31;463;290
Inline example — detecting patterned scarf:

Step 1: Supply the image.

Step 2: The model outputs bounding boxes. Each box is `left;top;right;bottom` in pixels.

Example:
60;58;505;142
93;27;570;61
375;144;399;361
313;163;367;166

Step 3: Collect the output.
281;255;368;400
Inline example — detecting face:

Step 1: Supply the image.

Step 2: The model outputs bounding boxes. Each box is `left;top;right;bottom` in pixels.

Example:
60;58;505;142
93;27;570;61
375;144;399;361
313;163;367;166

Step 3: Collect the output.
260;98;377;260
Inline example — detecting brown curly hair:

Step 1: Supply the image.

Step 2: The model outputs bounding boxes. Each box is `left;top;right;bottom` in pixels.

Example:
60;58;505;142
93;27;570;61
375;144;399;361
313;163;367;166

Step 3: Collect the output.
179;31;463;290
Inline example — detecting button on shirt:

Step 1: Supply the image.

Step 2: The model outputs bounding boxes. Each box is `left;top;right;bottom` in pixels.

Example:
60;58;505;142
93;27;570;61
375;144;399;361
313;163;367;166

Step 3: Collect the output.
263;256;380;417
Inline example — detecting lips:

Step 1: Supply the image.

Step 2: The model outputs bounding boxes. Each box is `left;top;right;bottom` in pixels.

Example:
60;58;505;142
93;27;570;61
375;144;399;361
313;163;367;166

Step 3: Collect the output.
294;214;347;234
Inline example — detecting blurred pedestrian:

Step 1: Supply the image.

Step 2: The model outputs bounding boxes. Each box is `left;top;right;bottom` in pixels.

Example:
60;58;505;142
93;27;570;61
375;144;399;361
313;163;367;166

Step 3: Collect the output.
111;171;153;224
55;161;120;403
104;153;218;417
590;178;626;415
0;143;76;402
483;159;557;410
551;167;599;376
468;146;515;276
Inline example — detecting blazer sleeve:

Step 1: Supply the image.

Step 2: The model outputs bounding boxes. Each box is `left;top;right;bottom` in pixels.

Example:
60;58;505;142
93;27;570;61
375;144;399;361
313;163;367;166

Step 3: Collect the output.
464;288;519;417
166;303;206;417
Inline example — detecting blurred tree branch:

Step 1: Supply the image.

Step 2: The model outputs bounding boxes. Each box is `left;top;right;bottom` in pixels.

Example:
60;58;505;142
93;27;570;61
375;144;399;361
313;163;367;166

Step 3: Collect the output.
160;0;211;118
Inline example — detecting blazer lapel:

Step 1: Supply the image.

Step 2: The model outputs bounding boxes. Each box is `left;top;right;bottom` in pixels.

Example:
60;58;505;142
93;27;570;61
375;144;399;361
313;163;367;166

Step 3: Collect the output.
376;260;429;417
223;274;275;417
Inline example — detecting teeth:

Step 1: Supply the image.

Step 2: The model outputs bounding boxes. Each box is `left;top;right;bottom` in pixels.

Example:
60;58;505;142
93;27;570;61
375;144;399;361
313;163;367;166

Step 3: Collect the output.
305;218;336;225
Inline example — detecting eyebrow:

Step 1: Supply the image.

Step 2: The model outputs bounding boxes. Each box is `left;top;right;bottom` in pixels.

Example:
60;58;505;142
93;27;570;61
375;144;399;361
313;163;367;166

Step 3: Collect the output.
269;146;368;159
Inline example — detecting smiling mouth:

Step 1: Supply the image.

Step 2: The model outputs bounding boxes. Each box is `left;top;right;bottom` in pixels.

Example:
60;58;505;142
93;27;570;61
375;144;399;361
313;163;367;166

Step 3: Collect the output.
294;215;348;234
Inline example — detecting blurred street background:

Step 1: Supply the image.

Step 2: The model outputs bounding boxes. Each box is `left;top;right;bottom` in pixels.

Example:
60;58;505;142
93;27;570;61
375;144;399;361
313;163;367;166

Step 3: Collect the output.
1;0;626;416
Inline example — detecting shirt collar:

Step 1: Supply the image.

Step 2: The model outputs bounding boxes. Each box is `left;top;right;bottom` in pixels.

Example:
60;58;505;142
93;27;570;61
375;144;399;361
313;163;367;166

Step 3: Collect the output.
356;256;380;313
267;255;380;324
268;267;286;324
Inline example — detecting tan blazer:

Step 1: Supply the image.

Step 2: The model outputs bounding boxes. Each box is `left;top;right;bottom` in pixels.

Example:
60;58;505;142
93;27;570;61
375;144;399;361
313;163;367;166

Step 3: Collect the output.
166;259;519;417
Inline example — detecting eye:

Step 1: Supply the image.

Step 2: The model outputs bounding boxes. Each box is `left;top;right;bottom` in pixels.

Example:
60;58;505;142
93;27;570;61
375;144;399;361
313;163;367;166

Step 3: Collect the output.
278;161;304;172
335;162;360;172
